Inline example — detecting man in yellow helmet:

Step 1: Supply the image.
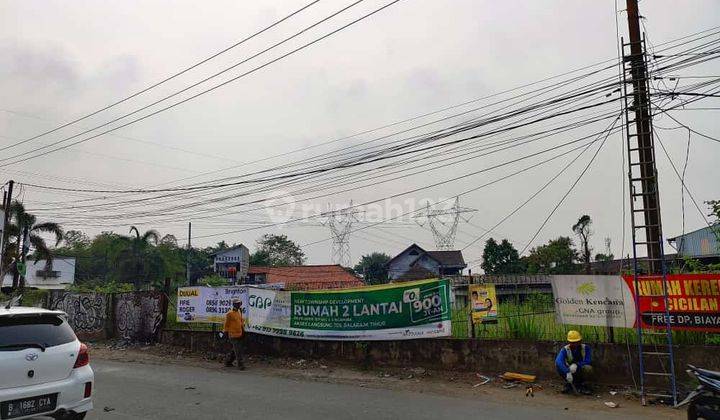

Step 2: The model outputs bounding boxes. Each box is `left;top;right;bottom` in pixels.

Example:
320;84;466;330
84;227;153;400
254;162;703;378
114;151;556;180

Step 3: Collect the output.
555;330;592;394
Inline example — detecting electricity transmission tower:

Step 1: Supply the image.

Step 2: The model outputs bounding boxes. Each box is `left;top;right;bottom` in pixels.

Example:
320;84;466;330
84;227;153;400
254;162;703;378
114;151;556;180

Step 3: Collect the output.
320;202;361;267
415;197;476;250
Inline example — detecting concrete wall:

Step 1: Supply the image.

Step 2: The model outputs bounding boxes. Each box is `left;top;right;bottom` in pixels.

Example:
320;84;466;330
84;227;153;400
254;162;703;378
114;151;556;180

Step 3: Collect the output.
161;330;720;385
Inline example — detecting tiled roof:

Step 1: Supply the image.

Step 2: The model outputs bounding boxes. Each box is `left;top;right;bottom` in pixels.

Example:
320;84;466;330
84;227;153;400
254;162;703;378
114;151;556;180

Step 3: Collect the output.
248;265;363;290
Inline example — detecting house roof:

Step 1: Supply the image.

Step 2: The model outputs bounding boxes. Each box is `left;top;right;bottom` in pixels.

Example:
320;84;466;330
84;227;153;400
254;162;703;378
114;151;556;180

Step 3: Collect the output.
392;265;437;282
386;244;427;266
387;244;466;268
248;265;363;290
425;250;466;267
211;244;249;256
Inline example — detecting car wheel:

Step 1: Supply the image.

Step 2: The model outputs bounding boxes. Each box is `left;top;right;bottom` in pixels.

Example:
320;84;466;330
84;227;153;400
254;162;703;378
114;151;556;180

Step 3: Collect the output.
53;412;87;420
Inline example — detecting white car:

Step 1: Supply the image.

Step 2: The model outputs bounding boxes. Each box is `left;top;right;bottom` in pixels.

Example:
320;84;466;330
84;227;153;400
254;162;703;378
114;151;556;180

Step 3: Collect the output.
0;306;94;420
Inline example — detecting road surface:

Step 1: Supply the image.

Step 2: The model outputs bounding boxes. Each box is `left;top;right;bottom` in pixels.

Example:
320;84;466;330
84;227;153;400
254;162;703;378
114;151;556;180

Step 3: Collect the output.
83;359;673;419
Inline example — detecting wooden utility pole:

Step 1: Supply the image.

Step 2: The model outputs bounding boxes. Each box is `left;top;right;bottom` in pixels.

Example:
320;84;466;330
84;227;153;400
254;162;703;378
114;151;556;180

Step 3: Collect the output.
186;222;192;285
0;180;13;274
625;0;663;273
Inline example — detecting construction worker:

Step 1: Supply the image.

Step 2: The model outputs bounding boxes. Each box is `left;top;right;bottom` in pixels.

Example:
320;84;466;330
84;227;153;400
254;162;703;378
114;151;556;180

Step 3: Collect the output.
223;299;245;370
555;330;592;394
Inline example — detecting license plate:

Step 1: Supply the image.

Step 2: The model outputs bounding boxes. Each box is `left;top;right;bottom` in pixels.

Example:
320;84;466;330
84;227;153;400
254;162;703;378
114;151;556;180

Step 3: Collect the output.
1;393;57;419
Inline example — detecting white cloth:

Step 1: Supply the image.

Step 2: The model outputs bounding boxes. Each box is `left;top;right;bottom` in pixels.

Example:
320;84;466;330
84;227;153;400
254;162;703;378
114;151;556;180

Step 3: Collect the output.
566;372;574;383
569;363;578;374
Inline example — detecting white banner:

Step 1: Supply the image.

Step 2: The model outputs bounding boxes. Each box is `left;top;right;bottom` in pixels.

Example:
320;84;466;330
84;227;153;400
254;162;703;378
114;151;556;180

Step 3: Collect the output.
176;286;248;323
550;275;635;328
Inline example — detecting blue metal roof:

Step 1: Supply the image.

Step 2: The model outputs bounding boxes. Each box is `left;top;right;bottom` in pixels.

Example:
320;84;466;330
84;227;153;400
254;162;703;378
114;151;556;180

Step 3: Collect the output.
668;225;720;257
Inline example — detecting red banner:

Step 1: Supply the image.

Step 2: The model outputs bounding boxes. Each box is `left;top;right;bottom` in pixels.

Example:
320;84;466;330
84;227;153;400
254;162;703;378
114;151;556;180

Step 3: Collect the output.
623;273;720;332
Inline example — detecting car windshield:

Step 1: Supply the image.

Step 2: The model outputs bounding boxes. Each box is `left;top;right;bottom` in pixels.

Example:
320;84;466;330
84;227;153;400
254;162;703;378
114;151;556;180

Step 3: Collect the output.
0;314;76;350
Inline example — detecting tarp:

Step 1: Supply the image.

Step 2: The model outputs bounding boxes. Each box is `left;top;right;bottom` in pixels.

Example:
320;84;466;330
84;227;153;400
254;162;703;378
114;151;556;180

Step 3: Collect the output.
624;273;720;332
550;274;720;332
246;278;452;340
551;275;634;328
177;279;452;340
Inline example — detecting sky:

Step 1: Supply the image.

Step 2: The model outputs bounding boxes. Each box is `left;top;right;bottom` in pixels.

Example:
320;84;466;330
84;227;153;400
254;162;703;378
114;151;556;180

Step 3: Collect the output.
0;0;718;269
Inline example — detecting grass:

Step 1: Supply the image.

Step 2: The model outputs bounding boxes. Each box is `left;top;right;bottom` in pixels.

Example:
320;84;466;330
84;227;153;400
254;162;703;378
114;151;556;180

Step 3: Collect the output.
162;290;720;345
451;293;720;345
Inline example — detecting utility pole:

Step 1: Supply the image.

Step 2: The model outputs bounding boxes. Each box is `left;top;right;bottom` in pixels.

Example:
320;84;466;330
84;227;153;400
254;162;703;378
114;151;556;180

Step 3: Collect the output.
625;0;663;273
186;222;192;285
0;180;13;278
17;226;29;291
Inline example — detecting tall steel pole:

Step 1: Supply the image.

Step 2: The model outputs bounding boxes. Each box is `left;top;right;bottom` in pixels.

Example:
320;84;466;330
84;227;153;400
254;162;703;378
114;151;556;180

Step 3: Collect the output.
625;0;663;273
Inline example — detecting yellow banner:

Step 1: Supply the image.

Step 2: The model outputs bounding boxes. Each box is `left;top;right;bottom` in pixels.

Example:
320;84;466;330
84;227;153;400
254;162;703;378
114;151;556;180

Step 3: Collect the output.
469;284;498;323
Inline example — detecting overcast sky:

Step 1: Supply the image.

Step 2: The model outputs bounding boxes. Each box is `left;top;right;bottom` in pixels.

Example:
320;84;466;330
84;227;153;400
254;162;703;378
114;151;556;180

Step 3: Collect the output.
1;0;718;268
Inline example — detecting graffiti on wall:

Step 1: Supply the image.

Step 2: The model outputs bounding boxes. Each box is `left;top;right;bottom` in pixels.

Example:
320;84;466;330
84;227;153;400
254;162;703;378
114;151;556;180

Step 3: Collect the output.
114;291;165;342
49;292;109;340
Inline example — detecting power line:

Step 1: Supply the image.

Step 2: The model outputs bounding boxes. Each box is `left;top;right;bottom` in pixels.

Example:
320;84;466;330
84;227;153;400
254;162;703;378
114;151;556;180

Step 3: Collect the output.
0;0;321;153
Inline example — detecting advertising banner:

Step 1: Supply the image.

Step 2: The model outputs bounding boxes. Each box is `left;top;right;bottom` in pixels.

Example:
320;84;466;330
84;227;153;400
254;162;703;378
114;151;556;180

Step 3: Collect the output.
469;284;498;323
624;273;720;332
246;278;452;340
176;286;247;323
550;275;634;328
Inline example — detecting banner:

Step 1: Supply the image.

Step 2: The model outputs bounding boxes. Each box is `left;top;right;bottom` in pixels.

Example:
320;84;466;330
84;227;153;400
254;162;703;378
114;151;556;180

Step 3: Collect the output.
469;284;498;323
176;286;247;323
246;279;452;340
551;275;634;328
624;273;720;332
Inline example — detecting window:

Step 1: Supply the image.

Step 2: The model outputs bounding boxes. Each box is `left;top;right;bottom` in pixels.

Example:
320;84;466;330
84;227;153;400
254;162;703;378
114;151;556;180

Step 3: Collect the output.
0;315;76;350
409;249;419;256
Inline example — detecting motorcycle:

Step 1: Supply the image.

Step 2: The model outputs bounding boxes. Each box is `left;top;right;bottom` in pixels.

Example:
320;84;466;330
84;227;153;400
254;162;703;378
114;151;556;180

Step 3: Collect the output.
678;365;720;420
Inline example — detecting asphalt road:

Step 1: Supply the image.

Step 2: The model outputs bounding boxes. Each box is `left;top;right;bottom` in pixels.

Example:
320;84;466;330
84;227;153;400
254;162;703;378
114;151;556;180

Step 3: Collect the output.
86;359;659;420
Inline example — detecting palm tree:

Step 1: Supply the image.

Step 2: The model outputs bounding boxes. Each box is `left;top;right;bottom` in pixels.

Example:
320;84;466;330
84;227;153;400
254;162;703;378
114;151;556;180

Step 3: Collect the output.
119;226;159;289
1;201;63;289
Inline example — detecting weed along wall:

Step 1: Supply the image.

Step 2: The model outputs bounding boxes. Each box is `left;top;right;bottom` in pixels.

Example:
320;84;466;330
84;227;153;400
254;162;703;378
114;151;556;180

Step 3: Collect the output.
161;329;720;385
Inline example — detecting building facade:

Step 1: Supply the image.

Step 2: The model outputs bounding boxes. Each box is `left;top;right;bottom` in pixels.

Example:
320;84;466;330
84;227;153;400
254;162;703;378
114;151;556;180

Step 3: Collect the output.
212;245;250;282
1;257;76;290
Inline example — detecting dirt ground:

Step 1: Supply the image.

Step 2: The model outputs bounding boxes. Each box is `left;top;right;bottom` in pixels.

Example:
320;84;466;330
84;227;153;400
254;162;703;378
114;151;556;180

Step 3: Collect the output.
88;341;683;419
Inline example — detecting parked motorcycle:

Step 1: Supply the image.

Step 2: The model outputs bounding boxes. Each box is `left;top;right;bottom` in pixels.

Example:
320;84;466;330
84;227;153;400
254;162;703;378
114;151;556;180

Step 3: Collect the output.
678;365;720;420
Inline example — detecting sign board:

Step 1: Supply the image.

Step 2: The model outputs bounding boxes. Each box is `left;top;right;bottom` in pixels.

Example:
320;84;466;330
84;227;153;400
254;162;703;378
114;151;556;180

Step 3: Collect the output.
179;279;452;340
469;284;498;323
550;275;634;328
624;273;720;332
246;278;452;340
176;286;248;323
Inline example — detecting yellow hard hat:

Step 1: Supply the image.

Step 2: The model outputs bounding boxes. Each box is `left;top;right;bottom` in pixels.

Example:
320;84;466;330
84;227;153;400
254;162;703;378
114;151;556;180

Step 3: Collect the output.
567;330;582;342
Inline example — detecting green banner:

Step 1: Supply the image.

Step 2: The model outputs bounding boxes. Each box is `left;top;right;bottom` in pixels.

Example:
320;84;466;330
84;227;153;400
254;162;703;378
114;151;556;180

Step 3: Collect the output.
290;279;451;331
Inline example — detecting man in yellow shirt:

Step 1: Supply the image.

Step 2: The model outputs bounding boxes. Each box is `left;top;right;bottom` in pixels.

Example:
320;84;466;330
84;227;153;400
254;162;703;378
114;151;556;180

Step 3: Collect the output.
223;299;245;370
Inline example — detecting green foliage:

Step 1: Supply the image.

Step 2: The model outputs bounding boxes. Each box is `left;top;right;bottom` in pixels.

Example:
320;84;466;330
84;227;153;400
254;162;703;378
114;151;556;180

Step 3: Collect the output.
354;252;391;284
252;234;305;266
480;238;524;274
572;215;593;274
524;236;578;274
198;274;230;287
1;200;64;287
68;281;134;293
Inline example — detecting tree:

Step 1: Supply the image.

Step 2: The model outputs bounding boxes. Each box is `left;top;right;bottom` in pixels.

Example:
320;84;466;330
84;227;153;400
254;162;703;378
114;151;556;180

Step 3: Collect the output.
707;200;720;223
572;215;593;274
253;234;305;266
480;238;524;274
63;230;91;249
354;252;391;284
525;236;578;274
118;226;160;289
1;201;63;289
